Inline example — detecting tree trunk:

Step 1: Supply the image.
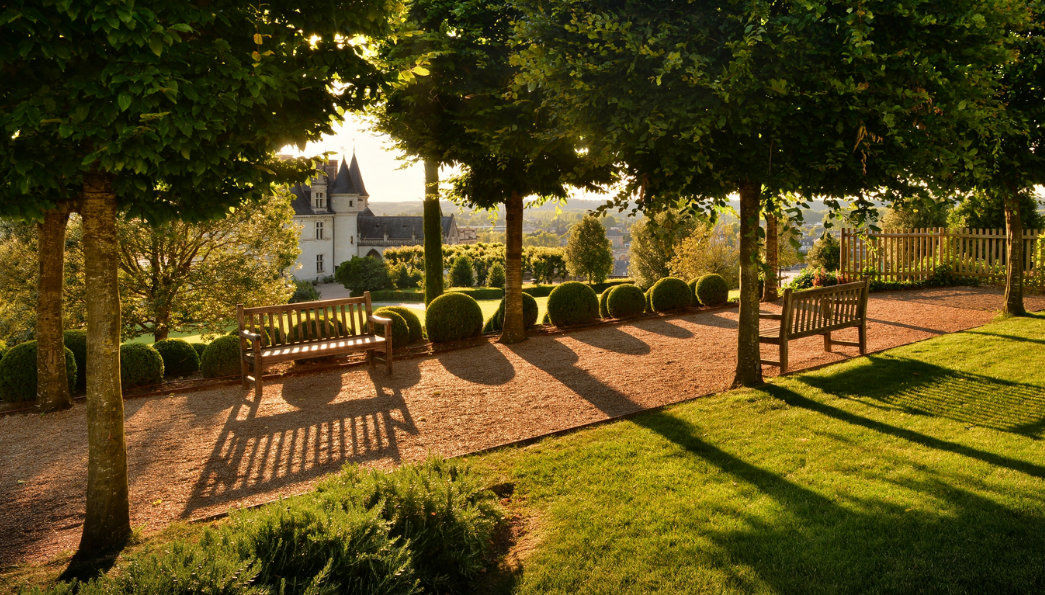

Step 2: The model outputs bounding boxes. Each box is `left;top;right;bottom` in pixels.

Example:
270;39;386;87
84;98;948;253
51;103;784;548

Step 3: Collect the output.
733;183;764;387
1003;191;1025;316
37;205;73;412
75;176;131;561
500;191;526;344
762;211;779;302
422;159;444;306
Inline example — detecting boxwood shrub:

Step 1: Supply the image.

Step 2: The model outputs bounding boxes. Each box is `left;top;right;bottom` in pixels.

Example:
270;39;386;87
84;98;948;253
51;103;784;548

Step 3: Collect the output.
0;339;6;360
483;292;538;333
650;277;692;312
599;287;612;318
153;338;200;378
546;281;599;327
189;342;209;358
377;306;424;344
606;284;646;319
120;343;164;388
287;318;344;342
425;293;483;343
0;340;77;403
645;287;653;312
63;329;88;391
201;335;242;378
373;307;410;348
695;273;730;306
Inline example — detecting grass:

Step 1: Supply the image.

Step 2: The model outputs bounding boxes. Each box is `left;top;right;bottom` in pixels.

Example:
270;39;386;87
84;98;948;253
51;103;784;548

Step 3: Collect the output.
476;313;1045;593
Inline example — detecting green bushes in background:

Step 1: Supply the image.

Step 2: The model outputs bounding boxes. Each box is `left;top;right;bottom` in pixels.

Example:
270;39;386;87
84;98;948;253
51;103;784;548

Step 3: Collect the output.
373;307;410;347
63;329;87;391
377;306;424;344
0;340;76;403
153;338;201;377
484;292;539;334
120;343;164;389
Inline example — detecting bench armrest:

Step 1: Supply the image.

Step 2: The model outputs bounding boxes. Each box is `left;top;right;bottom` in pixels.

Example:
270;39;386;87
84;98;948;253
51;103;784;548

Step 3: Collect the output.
760;313;784;320
239;329;262;341
369;314;393;337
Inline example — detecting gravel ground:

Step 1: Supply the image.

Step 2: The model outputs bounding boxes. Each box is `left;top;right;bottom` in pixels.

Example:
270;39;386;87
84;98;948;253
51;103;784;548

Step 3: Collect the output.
0;286;1041;567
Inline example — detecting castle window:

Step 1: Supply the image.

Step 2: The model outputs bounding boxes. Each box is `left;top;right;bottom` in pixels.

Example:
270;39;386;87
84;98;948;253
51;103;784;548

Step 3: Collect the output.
349;200;353;207
316;254;325;274
313;191;326;210
315;221;324;240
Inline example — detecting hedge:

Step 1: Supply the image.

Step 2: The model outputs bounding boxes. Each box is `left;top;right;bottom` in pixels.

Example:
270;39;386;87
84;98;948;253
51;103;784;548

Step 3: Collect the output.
425;293;483;343
695;274;729;307
606;284;646;319
153;338;200;377
0;340;77;403
599;287;612;318
120;343;165;388
376;306;424;344
201;335;242;378
483;292;538;333
373;307;410;348
63;329;88;391
189;342;209;358
546;281;599;327
650;277;692;312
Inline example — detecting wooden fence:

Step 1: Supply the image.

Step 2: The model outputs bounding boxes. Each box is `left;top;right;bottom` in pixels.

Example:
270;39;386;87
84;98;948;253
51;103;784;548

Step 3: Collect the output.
839;228;1044;287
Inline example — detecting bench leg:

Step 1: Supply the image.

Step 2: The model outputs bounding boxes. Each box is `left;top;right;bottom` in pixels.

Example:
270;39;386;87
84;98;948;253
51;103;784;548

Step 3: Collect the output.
823;331;832;352
240;355;250;388
858;322;867;355
254;356;263;399
780;342;788;373
385;342;393;375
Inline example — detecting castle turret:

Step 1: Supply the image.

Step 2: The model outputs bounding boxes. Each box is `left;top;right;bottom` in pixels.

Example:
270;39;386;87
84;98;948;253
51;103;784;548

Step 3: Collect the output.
329;154;369;265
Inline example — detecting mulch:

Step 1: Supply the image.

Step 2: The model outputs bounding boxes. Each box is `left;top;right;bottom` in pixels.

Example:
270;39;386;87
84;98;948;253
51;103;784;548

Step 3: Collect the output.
0;286;1041;568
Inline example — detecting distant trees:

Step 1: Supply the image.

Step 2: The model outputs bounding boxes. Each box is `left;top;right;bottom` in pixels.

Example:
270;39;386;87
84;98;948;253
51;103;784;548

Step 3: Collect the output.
450;255;476;287
669;222;740;289
806;234;841;272
565;215;613;284
949;191;1043;231
335;256;392;296
628;212;695;289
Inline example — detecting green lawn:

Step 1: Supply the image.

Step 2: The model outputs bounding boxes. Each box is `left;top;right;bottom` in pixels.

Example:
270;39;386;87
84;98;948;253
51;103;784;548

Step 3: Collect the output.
476;314;1045;593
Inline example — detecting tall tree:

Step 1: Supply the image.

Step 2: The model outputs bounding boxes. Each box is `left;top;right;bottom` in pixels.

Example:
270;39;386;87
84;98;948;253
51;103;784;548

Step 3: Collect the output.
517;0;1019;385
36;203;74;411
1;0;392;566
628;210;696;289
565;215;613;283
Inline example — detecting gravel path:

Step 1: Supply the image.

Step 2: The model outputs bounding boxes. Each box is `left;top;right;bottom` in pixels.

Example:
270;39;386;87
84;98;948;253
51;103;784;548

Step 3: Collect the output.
0;287;1041;566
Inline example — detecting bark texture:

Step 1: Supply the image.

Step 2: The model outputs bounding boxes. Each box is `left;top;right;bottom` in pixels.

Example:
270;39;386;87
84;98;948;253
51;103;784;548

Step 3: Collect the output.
75;176;131;559
762;211;779;302
37;205;72;412
733;183;764;387
422;159;444;306
1003;191;1026;316
500;191;526;344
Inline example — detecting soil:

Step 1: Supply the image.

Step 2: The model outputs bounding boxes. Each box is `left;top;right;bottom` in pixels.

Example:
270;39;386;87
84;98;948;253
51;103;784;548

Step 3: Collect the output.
0;286;1041;567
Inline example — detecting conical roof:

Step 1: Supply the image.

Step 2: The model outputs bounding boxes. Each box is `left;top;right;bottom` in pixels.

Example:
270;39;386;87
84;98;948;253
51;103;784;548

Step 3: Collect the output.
329;153;369;196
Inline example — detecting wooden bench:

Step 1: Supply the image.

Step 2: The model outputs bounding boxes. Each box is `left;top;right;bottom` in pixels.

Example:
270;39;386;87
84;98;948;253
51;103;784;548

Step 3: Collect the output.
236;293;393;396
759;279;869;372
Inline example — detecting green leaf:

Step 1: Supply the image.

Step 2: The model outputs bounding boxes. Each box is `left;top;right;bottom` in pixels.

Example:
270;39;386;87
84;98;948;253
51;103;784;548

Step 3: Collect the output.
118;93;132;112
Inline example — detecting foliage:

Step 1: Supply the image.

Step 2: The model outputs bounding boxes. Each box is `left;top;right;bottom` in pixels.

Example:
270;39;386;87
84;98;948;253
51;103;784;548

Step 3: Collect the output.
119;343;164;388
565;215;613;283
389;263;423;289
425;293;483;343
450;255;476;288
948;190;1044;230
668;220;740;288
695;274;729;307
0;339;5;360
290;280;320;304
628;211;696;289
287;318;343;343
189;342;209;359
807;233;841;271
546;282;599;327
606;284;646;319
650;277;692;312
377;306;424;345
152;339;200;378
0;340;76;403
374;307;410;348
484;292;538;333
526;247;569;284
487;262;506;288
599;287;612;318
200;336;242;379
788;267;819;290
335;256;392;297
63;329;88;391
881;200;952;229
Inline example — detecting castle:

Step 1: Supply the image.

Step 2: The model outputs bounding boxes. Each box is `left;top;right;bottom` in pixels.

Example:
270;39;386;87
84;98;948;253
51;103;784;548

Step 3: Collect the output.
288;155;460;281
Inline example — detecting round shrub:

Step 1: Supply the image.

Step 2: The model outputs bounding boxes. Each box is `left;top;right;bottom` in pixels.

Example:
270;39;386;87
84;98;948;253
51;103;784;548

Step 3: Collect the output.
650;277;692;312
189;342;209;358
378;306;424;344
200;335;241;378
425;293;483;343
0;341;76;403
483;292;538;333
63;329;87;391
120;343;164;388
606;284;646;319
0;339;7;361
695;273;729;307
287;318;343;342
152;338;200;377
231;325;287;347
373;307;410;348
541;311;551;325
599;287;612;318
546;281;599;327
645;288;653;312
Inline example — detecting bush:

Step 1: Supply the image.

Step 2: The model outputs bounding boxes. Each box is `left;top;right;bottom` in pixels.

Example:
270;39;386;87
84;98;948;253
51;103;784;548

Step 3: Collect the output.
812;268;842;287
0;340;76;403
788;267;817;290
289;280;320;303
487;262;506;288
695;274;729;307
189;342;209;358
606;284;646;318
807;233;840;271
425;293;483;343
546;281;599;327
63;329;87;391
152;339;200;378
599;287;612;318
450;255;476;288
483;292;538;333
120;343;164;388
645;287;653;312
650;277;692;312
200;335;241;378
287;318;344;342
0;339;5;361
334;255;391;296
373;307;410;348
378;306;424;344
390;263;422;289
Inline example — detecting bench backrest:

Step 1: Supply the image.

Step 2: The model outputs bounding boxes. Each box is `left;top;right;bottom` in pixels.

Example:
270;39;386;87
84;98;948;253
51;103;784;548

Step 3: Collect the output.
236;293;376;348
780;280;868;340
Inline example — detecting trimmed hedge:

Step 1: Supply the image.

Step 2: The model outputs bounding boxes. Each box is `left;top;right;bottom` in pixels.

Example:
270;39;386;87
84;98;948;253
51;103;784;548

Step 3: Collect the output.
695;274;729;307
645;287;653;312
425;293;483;343
0;340;77;403
201;335;242;378
606;284;646;319
190;342;209;358
377;306;424;344
373;307;410;348
120;343;164;388
63;329;88;391
650;277;692;312
546;281;599;327
599;287;612;318
153;338;200;377
483;292;538;334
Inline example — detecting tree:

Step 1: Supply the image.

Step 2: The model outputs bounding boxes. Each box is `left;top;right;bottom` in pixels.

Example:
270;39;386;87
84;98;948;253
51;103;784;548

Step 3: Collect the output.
450;254;476;287
335;256;393;296
807;233;841;271
669;221;740;288
117;191;299;341
565;215;613;283
1;0;393;566
949;189;1043;230
628;211;695;289
881;199;952;229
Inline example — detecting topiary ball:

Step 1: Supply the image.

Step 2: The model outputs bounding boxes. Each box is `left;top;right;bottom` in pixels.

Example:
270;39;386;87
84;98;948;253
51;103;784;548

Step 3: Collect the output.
286;318;343;342
0;339;6;361
547;281;599;327
120;343;164;388
230;325;287;347
484;292;538;333
645;288;653;312
152;338;200;377
541;311;551;325
606;284;646;319
0;340;76;403
650;277;692;312
425;293;483;343
599;287;613;318
200;335;241;378
695;273;729;307
63;329;88;391
190;342;209;358
378;306;423;344
373;307;410;348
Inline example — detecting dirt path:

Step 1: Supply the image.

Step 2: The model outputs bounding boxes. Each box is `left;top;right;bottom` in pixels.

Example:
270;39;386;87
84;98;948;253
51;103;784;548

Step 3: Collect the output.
0;287;1041;566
